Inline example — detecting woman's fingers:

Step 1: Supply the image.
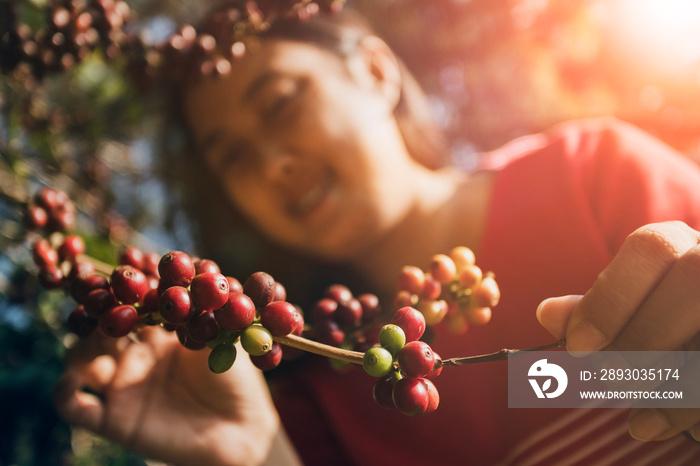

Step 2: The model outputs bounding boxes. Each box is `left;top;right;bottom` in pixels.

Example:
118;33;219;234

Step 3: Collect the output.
536;294;582;339
629;407;700;442
564;222;700;353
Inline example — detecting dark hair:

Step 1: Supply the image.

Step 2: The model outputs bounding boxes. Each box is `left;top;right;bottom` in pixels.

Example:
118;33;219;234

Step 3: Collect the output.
160;6;448;308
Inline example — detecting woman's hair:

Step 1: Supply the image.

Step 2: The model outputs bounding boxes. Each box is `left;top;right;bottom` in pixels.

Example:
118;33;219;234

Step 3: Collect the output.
159;4;448;309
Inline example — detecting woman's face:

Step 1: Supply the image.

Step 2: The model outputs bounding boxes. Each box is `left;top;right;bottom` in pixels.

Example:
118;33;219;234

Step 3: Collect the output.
183;38;425;261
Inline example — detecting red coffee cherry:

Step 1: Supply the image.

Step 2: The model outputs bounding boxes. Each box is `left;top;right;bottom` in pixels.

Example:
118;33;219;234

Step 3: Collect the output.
66;305;98;338
32;238;58;269
260;301;300;337
158;251;196;288
214;291;256;332
159;286;194;324
250;342;283;371
118;246;145;269
25;205;48;230
110;265;148;304
194;259;220;275
243;271;276;308
226;276;243;293
38;266;64;289
187;310;220;343
176;325;207;350
392;377;430;416
373;376;396;410
423;378;440;414
70;273;109;303
334;297;362;328
58;234;86;262
391;306;426;342
312;298;338;322
100;304;138;337
324;284;352;303
315;319;345;346
396;265;425;295
272;281;286;301
397;341;435;379
83;288;118;318
358;293;381;324
190;272;229;311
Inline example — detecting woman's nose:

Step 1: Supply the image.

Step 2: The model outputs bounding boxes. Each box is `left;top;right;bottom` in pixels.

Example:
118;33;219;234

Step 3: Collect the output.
257;144;297;181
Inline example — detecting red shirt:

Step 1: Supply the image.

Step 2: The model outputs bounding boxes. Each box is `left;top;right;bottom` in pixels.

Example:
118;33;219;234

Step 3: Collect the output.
275;118;700;465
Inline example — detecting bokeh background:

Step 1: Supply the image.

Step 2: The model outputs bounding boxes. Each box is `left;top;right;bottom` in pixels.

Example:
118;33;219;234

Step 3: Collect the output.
1;0;699;463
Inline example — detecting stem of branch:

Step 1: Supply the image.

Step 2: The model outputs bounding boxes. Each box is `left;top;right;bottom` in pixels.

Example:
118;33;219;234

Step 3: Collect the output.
436;339;566;368
274;334;365;365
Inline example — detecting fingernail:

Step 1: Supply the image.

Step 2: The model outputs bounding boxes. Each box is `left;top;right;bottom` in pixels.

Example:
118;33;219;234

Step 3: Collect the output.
629;409;670;441
567;321;606;353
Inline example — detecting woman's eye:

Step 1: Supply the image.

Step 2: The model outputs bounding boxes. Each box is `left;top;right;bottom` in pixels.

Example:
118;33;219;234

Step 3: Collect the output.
263;79;305;123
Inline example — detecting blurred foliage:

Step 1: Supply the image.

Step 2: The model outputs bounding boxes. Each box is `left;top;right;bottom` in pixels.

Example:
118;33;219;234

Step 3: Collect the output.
2;0;700;464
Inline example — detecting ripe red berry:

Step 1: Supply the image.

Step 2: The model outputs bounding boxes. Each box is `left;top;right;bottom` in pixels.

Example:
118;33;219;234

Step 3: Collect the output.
159;286;194;324
315;319;345;346
34;187;61;211
83;288;118;318
25;205;48;230
187;310;220;343
158;251;196;288
66;305;98;338
397;341;435;379
58;234;86;262
358;293;381;324
260;301;300;337
312;298;337;322
272;281;286;301
32;238;58;269
423;378;440;414
110;265;148;304
38;266;64;289
118;246;145;269
392;377;430;416
176;325;207;350
226;276;243;293
324;284;352;303
194;258;220;275
243;271;276;308
190;272;229;311
70;273;109;303
420;273;442;301
250;341;283;371
334;297;362;328
142;251;160;277
373;376;396;410
214;291;256;332
391;306;426;342
100;304;138;337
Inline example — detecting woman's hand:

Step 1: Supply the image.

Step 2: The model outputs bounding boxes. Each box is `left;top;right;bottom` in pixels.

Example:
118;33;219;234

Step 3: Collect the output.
53;325;300;466
536;221;700;443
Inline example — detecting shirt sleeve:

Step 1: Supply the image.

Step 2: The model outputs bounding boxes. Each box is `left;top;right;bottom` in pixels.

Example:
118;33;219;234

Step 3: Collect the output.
546;117;700;254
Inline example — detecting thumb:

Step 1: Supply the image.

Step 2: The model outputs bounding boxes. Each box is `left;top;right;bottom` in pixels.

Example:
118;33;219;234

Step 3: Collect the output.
536;295;583;339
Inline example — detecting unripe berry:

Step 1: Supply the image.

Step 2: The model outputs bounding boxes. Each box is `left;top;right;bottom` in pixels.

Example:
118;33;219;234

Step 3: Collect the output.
449;246;475;272
396;265;425;295
458;264;483;289
363;346;394;377
378;324;406;355
467;307;492;326
208;342;237;373
472;274;500;308
190;272;229;311
430;254;457;285
417;299;448;326
397;341;435;379
391;306;425;342
240;324;273;356
214;291;256;332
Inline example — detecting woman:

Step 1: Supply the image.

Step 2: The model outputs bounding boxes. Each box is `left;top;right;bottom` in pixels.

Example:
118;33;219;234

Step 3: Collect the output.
54;4;700;465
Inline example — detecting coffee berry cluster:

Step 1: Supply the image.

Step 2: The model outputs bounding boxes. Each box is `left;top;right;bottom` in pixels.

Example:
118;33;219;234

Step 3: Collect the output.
394;247;501;334
24;188;500;416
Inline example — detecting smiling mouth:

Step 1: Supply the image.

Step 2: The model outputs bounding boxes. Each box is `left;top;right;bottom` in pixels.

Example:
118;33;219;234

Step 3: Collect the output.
289;173;335;218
